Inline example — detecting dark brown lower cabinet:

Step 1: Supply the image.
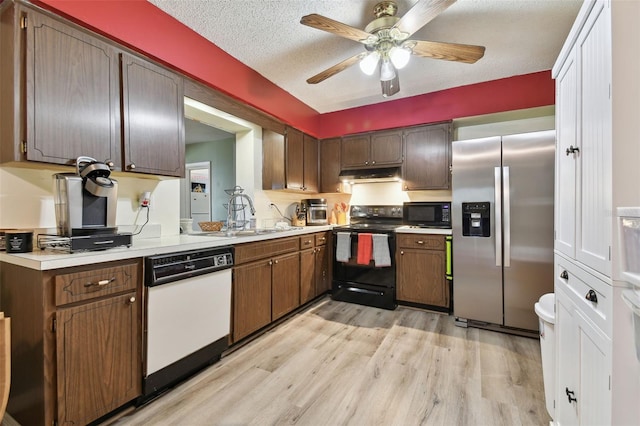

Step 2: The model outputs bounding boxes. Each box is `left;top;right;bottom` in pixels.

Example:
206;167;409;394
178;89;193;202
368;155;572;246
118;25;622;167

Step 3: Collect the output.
271;252;301;320
396;234;449;309
300;248;316;304
0;259;142;426
232;260;272;342
314;244;331;295
57;292;140;425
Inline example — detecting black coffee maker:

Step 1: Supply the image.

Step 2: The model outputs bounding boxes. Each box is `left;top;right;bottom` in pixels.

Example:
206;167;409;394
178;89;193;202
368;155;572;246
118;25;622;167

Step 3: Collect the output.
54;156;119;236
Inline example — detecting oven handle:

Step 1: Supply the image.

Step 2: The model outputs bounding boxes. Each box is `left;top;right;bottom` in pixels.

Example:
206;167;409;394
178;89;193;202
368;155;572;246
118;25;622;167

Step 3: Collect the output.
337;285;384;296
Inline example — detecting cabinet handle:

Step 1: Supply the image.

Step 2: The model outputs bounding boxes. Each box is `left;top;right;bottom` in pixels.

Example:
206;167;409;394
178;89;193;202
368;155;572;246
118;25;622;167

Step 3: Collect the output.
274;260;279;264
269;260;273;265
372;161;376;165
416;240;424;245
560;270;569;280
365;161;369;165
585;289;598;304
128;296;136;304
565;387;577;404
400;251;404;255
565;145;580;156
84;277;115;288
320;237;326;241
128;163;136;170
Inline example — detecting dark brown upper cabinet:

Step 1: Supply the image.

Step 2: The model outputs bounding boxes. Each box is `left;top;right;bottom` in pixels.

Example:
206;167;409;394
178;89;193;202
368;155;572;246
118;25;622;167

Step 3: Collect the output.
1;5;185;177
263;127;318;193
319;137;351;194
402;123;452;191
120;53;185;177
341;129;403;169
2;6;122;166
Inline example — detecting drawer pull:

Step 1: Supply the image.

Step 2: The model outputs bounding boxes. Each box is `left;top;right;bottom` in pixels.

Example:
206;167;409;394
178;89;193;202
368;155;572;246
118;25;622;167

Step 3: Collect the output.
400;251;404;255
585;289;598;304
128;296;136;304
84;277;115;288
565;387;577;404
416;240;424;245
560;270;569;280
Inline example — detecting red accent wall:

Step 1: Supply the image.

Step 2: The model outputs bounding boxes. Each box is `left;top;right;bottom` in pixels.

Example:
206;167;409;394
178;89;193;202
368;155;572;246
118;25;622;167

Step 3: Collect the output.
316;71;555;138
33;0;554;139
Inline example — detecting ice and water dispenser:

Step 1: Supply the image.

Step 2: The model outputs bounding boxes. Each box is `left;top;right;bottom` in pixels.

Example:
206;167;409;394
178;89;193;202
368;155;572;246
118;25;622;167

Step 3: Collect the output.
461;202;491;237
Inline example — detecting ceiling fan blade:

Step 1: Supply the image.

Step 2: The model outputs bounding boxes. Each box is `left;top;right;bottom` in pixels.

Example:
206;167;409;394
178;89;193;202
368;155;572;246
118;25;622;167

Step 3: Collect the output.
306;53;367;84
410;40;485;63
393;0;457;39
301;14;373;44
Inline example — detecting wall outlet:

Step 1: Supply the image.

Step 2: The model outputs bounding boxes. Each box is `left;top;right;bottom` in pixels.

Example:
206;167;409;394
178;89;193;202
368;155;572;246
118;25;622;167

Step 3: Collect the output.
140;191;151;207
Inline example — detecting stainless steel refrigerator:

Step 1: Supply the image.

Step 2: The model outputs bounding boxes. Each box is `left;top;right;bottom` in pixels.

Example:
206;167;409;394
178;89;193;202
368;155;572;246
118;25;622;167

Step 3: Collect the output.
452;130;555;332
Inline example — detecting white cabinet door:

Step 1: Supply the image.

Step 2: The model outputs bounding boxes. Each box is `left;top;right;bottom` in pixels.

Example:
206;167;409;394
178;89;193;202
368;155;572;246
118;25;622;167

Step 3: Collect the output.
556;288;579;426
575;0;612;276
555;47;578;259
555;257;612;426
575;309;611;426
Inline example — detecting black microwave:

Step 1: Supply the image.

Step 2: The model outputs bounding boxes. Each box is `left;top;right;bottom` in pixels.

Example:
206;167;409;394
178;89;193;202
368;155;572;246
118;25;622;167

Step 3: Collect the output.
403;202;452;228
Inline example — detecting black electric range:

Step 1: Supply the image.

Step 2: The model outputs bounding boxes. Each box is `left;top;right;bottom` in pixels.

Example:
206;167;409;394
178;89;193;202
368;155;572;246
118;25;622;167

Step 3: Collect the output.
331;205;403;310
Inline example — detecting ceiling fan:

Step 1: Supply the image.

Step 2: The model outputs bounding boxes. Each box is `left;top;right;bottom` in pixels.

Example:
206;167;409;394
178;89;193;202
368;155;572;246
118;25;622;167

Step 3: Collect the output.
300;0;486;97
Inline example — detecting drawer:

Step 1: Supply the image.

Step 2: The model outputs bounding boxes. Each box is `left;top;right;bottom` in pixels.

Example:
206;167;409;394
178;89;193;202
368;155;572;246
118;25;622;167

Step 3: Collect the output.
397;234;445;250
555;257;611;335
315;232;328;246
235;236;299;264
300;235;315;250
55;261;139;306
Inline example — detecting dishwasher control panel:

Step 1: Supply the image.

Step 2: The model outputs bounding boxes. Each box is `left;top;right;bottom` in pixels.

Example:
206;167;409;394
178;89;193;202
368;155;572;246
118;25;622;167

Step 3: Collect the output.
145;246;234;286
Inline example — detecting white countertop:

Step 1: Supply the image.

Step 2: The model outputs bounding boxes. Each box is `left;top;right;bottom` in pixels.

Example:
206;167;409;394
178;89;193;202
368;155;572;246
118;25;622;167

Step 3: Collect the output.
395;226;452;235
0;224;452;270
0;226;334;270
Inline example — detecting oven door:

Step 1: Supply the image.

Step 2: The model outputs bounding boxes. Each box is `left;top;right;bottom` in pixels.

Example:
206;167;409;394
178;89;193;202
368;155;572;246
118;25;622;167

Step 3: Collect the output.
332;231;397;310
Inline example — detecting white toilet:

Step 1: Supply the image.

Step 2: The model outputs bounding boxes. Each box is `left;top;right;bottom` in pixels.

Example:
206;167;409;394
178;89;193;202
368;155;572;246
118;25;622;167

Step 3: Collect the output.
535;292;556;420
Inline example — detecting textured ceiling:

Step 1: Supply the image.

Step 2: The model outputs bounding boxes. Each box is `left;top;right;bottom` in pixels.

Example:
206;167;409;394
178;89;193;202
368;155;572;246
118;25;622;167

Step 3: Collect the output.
150;0;582;114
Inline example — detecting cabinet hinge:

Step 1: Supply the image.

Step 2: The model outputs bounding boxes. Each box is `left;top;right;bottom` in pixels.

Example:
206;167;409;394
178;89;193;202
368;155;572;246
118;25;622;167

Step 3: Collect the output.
20;15;27;30
21;140;27;154
52;318;56;333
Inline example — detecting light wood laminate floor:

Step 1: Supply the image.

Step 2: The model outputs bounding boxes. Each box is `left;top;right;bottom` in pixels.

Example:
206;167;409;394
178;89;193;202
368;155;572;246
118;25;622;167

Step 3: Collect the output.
114;298;551;425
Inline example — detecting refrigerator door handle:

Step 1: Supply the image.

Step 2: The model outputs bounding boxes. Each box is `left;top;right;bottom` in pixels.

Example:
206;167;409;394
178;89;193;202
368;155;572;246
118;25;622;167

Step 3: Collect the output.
503;166;511;267
494;167;502;267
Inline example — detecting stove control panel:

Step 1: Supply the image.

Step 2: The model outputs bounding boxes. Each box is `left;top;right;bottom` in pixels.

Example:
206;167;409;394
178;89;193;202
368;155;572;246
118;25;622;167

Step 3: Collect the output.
350;205;403;219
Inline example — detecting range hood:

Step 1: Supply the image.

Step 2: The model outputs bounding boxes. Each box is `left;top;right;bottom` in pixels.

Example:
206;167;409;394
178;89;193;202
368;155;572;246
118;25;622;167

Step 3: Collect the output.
338;167;402;183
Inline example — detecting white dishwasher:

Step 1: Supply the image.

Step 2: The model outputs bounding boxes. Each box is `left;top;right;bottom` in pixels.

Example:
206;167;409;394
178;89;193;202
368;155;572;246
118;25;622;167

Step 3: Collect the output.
142;246;233;400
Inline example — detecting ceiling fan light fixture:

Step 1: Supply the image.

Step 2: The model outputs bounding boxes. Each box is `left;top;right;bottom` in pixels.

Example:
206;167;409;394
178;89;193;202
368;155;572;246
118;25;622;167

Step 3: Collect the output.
359;51;380;75
389;46;411;69
380;60;396;81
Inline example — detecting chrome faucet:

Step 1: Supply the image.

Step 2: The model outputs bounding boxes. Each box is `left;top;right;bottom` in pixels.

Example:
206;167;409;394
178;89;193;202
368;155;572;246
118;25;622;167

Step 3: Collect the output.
225;188;256;236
